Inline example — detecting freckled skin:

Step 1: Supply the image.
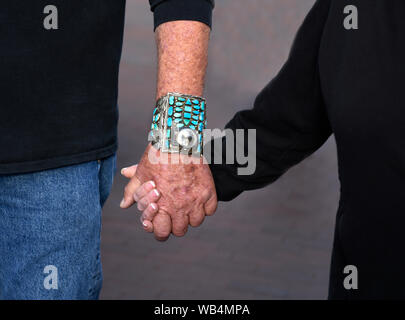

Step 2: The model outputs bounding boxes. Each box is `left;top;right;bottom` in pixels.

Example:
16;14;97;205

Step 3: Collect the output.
155;21;210;99
135;144;217;241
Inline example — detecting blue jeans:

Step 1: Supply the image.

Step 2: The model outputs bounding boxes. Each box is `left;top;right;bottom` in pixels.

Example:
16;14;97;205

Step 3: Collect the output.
0;155;116;300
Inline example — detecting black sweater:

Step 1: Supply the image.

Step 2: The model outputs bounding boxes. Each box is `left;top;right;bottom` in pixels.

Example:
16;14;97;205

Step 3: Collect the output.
210;0;405;299
0;0;214;174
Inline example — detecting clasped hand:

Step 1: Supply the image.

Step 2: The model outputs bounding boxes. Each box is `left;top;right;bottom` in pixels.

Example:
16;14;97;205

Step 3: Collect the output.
120;144;218;241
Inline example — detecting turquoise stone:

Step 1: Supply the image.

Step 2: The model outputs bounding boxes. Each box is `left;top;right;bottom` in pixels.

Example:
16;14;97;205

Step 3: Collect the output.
192;115;199;121
193;110;199;115
189;125;196;130
154;114;160;121
184;113;191;119
153;108;157;114
200;112;204;121
175;107;183;112
167;117;172;127
178;97;186;102
168;106;173;116
184;119;190;125
184;106;192;112
153;123;158;130
191;120;198;125
177;123;184;128
199;123;204;131
201;101;205;110
167;129;171;138
169;96;174;105
174;113;182;118
192;99;199;105
166;140;170;148
175;102;183;107
197;145;201;153
186;99;192;105
193;106;200;110
174;118;182;123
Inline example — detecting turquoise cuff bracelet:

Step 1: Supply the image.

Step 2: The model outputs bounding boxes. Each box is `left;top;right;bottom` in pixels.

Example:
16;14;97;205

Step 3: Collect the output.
149;92;207;156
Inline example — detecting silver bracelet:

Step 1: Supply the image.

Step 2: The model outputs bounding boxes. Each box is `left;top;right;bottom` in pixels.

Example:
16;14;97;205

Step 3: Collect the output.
149;92;207;156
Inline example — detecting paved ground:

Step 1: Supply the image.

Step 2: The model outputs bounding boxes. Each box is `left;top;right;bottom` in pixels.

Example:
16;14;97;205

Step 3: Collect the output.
100;0;339;299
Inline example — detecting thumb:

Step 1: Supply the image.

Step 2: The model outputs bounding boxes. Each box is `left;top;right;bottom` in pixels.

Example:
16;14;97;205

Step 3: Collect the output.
121;164;138;178
120;175;142;209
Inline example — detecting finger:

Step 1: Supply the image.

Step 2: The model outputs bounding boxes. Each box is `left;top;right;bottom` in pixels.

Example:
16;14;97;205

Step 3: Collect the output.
153;212;172;241
137;188;160;211
171;214;189;237
120;177;141;209
204;193;218;216
189;205;205;227
141;216;154;233
121;165;138;178
141;202;159;222
134;181;157;203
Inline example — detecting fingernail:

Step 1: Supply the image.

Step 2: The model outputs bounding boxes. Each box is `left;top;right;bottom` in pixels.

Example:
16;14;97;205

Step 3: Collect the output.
120;198;126;207
142;222;148;228
149;181;156;188
151;203;157;210
120;168;127;175
153;189;160;197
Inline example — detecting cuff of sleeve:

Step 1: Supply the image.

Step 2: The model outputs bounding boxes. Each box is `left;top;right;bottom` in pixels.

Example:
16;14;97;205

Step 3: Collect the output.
152;0;214;30
208;137;245;202
209;164;242;202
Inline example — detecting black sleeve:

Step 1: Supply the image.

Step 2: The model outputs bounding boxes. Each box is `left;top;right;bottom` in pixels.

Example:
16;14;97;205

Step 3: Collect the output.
149;0;215;30
209;0;333;201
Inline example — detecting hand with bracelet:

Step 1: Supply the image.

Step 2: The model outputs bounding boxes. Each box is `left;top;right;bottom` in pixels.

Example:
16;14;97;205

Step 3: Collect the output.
119;21;218;241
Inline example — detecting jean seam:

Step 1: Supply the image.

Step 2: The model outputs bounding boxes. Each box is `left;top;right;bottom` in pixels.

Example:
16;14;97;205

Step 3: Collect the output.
88;159;103;299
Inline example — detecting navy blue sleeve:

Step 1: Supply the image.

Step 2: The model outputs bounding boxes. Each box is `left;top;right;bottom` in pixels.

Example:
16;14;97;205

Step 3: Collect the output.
149;0;214;30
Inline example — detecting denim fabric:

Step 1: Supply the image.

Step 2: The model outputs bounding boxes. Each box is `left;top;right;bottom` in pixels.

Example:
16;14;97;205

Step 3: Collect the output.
0;155;116;300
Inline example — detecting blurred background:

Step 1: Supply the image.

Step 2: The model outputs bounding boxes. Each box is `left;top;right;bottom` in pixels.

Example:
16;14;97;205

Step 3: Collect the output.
100;0;339;299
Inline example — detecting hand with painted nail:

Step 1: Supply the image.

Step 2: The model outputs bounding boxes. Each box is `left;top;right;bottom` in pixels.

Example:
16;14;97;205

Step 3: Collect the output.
120;144;218;241
120;165;161;230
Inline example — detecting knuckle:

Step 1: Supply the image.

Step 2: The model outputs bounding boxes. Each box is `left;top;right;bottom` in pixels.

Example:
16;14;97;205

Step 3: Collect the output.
146;192;155;203
133;190;140;201
143;210;152;220
140;197;148;206
190;211;205;227
137;201;145;211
